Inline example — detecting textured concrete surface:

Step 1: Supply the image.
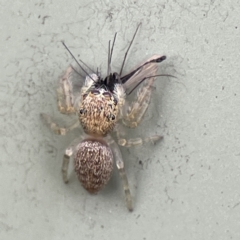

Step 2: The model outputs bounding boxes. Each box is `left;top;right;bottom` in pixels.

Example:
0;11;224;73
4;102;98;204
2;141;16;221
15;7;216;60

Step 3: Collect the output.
0;0;240;239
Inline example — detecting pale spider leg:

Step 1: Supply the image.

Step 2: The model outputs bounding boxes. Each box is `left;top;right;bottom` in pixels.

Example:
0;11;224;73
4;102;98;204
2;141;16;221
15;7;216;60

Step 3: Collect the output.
117;134;163;148
106;136;133;211
57;66;76;114
114;121;162;148
62;137;85;183
40;113;79;135
114;123;127;139
122;75;155;128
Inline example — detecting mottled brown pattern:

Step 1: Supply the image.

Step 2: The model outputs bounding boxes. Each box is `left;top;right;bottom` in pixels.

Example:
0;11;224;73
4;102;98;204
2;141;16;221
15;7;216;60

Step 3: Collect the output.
78;90;118;136
74;140;113;193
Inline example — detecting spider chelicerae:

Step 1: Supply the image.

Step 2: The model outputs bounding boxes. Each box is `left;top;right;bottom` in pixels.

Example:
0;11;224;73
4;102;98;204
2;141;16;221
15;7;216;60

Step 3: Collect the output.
41;24;169;211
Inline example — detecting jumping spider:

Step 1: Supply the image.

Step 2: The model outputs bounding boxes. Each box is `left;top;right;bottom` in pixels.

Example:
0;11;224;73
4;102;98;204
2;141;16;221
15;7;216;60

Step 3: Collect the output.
41;24;169;211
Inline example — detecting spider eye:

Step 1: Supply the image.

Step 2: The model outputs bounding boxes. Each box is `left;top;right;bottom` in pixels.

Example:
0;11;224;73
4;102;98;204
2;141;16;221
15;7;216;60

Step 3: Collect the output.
107;114;115;121
79;109;84;114
83;94;88;100
91;89;100;95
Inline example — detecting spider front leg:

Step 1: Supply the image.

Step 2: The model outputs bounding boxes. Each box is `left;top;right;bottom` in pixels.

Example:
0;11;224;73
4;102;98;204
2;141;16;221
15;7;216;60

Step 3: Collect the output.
40;113;79;135
57;66;76;114
107;136;133;211
122;75;156;128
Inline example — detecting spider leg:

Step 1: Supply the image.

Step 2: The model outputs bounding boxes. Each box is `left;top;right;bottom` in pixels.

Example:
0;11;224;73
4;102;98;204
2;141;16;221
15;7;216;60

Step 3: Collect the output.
57;66;76;114
107;136;133;211
122;75;156;128
114;122;162;147
40;113;79;135
118;135;162;148
62;137;84;183
62;150;71;183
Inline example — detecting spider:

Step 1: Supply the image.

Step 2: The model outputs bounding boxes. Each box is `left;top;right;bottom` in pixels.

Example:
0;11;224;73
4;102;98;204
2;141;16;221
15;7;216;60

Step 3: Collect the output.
41;24;169;211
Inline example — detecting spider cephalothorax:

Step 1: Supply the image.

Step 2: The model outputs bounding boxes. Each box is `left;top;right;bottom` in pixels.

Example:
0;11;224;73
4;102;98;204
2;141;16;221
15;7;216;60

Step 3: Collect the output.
78;88;119;136
75;72;125;136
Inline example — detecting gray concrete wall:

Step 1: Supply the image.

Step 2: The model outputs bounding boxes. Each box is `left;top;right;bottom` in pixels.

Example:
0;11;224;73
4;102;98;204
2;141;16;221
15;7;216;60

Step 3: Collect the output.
0;0;240;239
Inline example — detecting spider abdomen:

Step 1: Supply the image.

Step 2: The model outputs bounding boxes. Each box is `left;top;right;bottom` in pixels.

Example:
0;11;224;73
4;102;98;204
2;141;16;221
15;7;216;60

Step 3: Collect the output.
74;140;113;193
